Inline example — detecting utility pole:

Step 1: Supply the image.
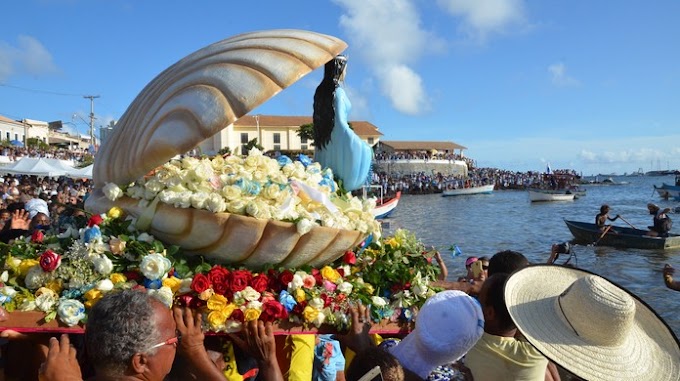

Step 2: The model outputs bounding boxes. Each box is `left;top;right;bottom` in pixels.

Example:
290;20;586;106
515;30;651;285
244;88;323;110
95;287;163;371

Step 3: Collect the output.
83;95;100;149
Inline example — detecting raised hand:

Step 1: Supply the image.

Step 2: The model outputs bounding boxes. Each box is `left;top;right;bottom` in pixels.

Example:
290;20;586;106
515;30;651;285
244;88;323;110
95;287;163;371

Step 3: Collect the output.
10;209;30;231
333;302;373;353
173;306;205;356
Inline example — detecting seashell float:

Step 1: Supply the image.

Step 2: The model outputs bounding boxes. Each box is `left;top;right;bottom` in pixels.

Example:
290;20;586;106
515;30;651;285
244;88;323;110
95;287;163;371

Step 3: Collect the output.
85;30;367;268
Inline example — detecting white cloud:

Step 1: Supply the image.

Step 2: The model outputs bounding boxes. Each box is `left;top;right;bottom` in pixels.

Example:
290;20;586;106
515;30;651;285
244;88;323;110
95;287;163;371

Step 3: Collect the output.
334;0;440;115
437;0;526;41
548;62;579;87
0;35;58;81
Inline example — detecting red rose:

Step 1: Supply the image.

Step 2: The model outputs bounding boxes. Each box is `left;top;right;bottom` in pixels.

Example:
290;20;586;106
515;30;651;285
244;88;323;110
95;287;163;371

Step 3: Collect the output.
191;273;211;293
88;215;104;227
230;309;244;322
250;274;270;293
260;300;287;322
336;267;345;277
320;293;332;307
292;300;307;315
343;250;356;265
229;270;252;293
124;271;142;282
176;294;195;307
279;270;294;286
207;266;230;295
39;250;61;272
31;230;44;243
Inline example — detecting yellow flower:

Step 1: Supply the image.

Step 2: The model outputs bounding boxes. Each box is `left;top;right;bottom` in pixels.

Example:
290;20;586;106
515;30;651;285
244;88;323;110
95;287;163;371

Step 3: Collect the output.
207;309;229;329
162;277;182;294
244;308;261;322
84;289;103;309
109;273;127;284
364;283;375;295
294;288;307;303
207;294;228;311
108;238;127;255
302;306;319;323
221;303;237;319
35;287;57;298
320;266;341;283
385;238;400;248
107;207;124;219
19;260;39;277
199;288;214;301
44;279;63;294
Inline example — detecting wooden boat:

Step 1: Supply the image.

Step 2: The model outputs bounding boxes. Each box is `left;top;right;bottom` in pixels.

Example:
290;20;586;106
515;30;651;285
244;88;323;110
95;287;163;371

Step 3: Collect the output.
564;220;680;250
528;189;575;202
442;184;495;197
372;191;401;219
654;184;680;199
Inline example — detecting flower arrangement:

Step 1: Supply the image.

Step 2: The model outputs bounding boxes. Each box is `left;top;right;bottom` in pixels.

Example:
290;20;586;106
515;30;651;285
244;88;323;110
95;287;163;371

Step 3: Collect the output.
0;208;441;331
102;148;380;238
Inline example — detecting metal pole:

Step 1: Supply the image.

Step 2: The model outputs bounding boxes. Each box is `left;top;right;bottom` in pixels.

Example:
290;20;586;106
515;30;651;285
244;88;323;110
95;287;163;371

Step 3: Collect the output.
83;95;100;149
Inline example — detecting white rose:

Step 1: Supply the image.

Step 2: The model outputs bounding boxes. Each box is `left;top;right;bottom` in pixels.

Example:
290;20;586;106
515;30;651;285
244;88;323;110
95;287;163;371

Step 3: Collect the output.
244;154;259;168
262;184;281;200
226;200;246;214
24;266;47;290
158;190;177;204
225;155;243;165
140;253;171;280
181;156;199;169
282;163;295;177
191;192;209;209
92;255;114;275
296;218;314;235
175;191;192;208
0;271;8;283
225;320;243;333
412;283;428;298
206;194;227;213
241;286;261;302
179;278;193;294
312;310;326;328
246;201;271;220
103;183;124;201
35;291;58;312
57;299;86;327
0;286;17;298
136;232;155;243
337;282;353;294
192;160;214;181
309;297;324;310
371;296;388;308
96;279;114;292
246;300;263;310
148;286;174;308
145;179;165;194
289;274;304;290
252;170;267;183
221;185;242;201
126;185;145;199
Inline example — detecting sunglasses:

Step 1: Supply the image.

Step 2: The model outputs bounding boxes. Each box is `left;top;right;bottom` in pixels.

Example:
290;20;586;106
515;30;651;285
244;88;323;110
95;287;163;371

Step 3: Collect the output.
146;336;179;351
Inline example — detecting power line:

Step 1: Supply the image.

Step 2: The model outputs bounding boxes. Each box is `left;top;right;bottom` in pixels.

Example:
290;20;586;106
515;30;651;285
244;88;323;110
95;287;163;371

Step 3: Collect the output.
0;83;84;97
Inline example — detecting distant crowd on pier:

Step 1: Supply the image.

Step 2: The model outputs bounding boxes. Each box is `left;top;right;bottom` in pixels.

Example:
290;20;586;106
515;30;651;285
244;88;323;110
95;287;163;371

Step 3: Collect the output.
373;167;580;195
1;146;93;164
374;151;476;169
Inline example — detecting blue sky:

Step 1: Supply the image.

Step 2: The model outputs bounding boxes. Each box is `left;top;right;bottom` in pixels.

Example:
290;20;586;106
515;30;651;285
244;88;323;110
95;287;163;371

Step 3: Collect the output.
1;0;679;176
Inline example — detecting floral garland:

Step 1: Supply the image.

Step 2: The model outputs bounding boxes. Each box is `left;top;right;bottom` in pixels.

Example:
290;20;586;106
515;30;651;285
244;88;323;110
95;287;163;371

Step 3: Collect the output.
0;209;441;331
101;149;380;238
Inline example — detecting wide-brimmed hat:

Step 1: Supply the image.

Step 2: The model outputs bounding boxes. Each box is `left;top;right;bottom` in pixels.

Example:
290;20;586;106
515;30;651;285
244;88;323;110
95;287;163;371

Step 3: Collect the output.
389;290;484;378
504;265;680;381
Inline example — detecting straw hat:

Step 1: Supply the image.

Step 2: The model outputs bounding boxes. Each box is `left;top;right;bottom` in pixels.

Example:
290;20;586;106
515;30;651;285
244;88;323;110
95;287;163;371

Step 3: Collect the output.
504;265;680;381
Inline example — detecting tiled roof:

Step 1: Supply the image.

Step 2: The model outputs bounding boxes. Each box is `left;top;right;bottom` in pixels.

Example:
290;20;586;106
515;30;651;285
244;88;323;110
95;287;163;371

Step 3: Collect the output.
380;140;467;151
234;115;383;136
0;115;23;126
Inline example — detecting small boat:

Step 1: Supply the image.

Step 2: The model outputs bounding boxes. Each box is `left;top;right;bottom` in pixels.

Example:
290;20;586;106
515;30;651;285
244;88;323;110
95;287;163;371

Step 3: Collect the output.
363;185;401;219
564;220;680;250
372;191;401;219
654;176;680;199
528;189;575;202
442;184;495;197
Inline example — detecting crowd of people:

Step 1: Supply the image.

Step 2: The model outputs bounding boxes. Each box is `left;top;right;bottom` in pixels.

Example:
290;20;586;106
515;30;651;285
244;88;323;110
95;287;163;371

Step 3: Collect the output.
0;146;92;165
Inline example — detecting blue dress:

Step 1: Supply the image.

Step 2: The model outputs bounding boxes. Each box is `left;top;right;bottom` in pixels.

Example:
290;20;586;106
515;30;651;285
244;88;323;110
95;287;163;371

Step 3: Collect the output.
314;87;373;191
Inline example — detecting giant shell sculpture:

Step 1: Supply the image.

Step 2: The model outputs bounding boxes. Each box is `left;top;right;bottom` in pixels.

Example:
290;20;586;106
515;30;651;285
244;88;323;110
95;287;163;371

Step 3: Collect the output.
85;30;366;268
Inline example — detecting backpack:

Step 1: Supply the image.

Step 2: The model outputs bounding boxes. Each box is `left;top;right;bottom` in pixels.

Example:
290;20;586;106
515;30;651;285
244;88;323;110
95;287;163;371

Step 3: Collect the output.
661;216;673;233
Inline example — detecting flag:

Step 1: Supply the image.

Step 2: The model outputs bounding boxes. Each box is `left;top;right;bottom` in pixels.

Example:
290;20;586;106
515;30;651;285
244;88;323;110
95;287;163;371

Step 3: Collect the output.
546;163;552;174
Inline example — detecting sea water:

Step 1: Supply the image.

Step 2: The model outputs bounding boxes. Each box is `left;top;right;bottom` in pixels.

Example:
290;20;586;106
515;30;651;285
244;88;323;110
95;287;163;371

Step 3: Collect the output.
384;175;680;336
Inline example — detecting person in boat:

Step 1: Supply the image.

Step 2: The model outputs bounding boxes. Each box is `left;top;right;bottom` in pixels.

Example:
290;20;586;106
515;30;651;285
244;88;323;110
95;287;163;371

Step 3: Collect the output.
646;203;672;237
662;264;680;292
595;204;619;232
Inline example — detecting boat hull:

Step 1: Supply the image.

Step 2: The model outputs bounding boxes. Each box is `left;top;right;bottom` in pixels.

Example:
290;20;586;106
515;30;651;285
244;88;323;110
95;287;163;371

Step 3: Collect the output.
372;191;401;219
528;190;575;202
442;184;495;197
655;184;680;199
564;220;680;250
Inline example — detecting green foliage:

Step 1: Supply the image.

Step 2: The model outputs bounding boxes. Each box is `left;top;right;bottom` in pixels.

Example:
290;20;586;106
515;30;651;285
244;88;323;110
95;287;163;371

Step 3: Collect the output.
26;138;49;149
244;138;264;152
218;146;232;156
297;123;315;145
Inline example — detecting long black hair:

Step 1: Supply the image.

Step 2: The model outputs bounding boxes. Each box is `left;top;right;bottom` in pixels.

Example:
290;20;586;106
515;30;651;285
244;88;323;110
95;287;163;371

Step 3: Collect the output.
313;55;347;150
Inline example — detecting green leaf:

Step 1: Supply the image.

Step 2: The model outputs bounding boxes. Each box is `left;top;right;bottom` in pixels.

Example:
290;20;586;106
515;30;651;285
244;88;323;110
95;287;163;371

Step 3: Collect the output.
44;310;57;323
